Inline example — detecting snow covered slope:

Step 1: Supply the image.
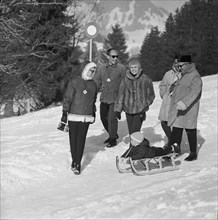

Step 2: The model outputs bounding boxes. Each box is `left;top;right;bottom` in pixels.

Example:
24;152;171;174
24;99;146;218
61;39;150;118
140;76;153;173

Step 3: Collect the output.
1;74;217;219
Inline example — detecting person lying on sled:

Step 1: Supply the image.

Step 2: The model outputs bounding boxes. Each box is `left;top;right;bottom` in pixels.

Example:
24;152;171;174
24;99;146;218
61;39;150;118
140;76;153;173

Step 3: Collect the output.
120;131;179;162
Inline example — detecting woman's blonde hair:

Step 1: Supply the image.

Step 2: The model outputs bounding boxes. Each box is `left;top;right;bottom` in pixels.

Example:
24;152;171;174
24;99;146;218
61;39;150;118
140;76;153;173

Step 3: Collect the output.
128;57;142;70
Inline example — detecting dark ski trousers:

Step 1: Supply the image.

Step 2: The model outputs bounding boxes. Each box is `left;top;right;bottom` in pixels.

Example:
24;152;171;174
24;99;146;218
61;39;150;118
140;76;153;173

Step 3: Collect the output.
121;113;143;158
151;146;172;157
126;113;143;135
68;121;89;165
122;145;172;159
168;127;197;153
100;102;118;139
161;120;171;141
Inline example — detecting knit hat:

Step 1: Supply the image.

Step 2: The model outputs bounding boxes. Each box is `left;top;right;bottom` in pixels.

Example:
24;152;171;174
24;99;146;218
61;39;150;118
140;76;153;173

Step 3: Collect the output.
179;55;192;63
81;62;96;80
130;131;144;144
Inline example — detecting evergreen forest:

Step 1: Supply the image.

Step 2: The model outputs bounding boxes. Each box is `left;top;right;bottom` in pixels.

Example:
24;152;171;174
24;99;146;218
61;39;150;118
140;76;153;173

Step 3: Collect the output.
139;0;218;81
0;0;217;115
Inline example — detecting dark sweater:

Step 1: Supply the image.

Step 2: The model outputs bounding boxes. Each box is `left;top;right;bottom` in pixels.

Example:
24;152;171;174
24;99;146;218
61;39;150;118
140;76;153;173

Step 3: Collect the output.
63;76;97;115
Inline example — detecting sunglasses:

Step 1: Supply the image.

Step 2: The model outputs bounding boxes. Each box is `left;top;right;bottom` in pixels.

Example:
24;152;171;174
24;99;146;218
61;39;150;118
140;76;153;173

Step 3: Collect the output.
110;55;119;58
90;67;96;72
178;63;187;68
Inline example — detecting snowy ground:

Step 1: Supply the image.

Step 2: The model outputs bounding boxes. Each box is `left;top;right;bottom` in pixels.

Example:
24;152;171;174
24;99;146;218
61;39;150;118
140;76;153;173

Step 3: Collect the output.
1;74;217;220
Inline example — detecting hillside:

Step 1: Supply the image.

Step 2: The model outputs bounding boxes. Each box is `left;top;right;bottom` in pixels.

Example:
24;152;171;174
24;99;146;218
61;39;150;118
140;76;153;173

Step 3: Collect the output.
1;74;217;219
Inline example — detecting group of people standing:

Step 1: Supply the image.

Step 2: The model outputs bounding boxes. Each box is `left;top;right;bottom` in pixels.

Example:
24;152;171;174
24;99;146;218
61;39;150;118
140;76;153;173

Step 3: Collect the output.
59;48;203;175
158;55;202;162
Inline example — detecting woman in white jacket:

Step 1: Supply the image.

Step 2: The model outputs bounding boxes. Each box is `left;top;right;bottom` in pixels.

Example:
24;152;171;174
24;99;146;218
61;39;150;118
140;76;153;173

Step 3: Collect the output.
158;56;181;147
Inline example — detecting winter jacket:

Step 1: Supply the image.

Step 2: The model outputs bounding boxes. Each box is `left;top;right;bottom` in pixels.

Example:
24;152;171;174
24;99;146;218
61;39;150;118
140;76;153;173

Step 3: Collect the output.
93;63;126;104
168;63;202;129
126;139;157;160
158;69;181;121
114;70;155;114
63;76;97;123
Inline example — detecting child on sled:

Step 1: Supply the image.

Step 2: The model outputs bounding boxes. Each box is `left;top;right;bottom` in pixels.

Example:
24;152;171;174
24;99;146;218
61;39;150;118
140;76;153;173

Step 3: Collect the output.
120;131;179;162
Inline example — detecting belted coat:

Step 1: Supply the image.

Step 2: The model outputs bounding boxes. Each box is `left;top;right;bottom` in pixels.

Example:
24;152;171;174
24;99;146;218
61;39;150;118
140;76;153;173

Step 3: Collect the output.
168;63;202;129
158;69;181;121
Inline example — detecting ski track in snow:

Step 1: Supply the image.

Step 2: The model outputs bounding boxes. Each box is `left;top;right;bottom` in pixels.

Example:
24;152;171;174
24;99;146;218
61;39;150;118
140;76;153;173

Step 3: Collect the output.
1;75;217;219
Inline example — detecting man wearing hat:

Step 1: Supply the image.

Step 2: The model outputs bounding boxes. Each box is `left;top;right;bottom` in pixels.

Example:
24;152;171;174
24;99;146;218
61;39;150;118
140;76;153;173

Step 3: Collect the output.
167;55;203;161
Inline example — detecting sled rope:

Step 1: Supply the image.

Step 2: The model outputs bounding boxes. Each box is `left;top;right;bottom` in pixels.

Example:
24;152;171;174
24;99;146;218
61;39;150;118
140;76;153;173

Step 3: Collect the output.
152;121;161;128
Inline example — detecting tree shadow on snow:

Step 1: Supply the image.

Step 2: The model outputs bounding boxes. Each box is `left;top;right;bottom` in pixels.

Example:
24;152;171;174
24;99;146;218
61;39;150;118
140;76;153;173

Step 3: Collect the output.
82;132;107;171
118;122;164;145
81;120;129;171
142;127;164;145
82;120;165;172
82;119;205;171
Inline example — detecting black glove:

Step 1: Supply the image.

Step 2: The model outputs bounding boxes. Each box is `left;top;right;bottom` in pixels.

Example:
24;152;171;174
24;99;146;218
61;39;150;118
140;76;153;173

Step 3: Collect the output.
61;111;68;123
116;112;121;120
140;112;146;122
57;111;68;132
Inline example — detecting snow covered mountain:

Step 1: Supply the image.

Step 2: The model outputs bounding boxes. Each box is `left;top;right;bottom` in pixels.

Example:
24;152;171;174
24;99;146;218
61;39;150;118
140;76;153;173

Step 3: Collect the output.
72;0;188;52
95;0;172;50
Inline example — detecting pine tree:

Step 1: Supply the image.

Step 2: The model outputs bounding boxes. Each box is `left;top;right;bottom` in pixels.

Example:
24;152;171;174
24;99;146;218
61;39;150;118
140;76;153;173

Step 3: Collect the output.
198;0;218;75
103;23;129;65
145;0;218;79
172;0;218;75
139;26;162;81
160;13;179;75
0;0;81;107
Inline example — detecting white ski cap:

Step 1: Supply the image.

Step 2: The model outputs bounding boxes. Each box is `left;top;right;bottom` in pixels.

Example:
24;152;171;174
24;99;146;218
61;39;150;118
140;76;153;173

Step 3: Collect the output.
130;131;144;143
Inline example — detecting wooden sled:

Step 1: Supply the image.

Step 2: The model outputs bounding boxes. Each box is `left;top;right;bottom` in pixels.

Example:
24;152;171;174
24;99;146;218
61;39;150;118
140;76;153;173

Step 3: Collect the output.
116;156;132;173
129;153;180;176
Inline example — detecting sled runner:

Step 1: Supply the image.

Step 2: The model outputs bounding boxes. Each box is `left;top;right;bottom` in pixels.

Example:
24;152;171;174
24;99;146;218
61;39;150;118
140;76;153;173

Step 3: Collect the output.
116;156;132;173
116;153;180;175
129;153;180;176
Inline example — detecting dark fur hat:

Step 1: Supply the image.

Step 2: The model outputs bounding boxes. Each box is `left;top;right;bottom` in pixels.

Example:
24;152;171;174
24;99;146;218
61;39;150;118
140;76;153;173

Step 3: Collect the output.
179;55;192;63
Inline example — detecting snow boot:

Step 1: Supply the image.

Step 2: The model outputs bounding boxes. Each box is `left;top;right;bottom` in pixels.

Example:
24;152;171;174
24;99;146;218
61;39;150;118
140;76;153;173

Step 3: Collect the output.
71;162;76;171
104;134;119;144
185;152;197;161
106;138;117;148
171;143;180;154
73;164;81;175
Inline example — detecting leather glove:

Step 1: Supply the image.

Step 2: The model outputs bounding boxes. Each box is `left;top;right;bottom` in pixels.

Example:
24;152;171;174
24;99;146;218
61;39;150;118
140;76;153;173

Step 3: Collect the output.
176;101;186;111
116;112;121;120
140;112;146;122
61;111;68;123
57;111;68;132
